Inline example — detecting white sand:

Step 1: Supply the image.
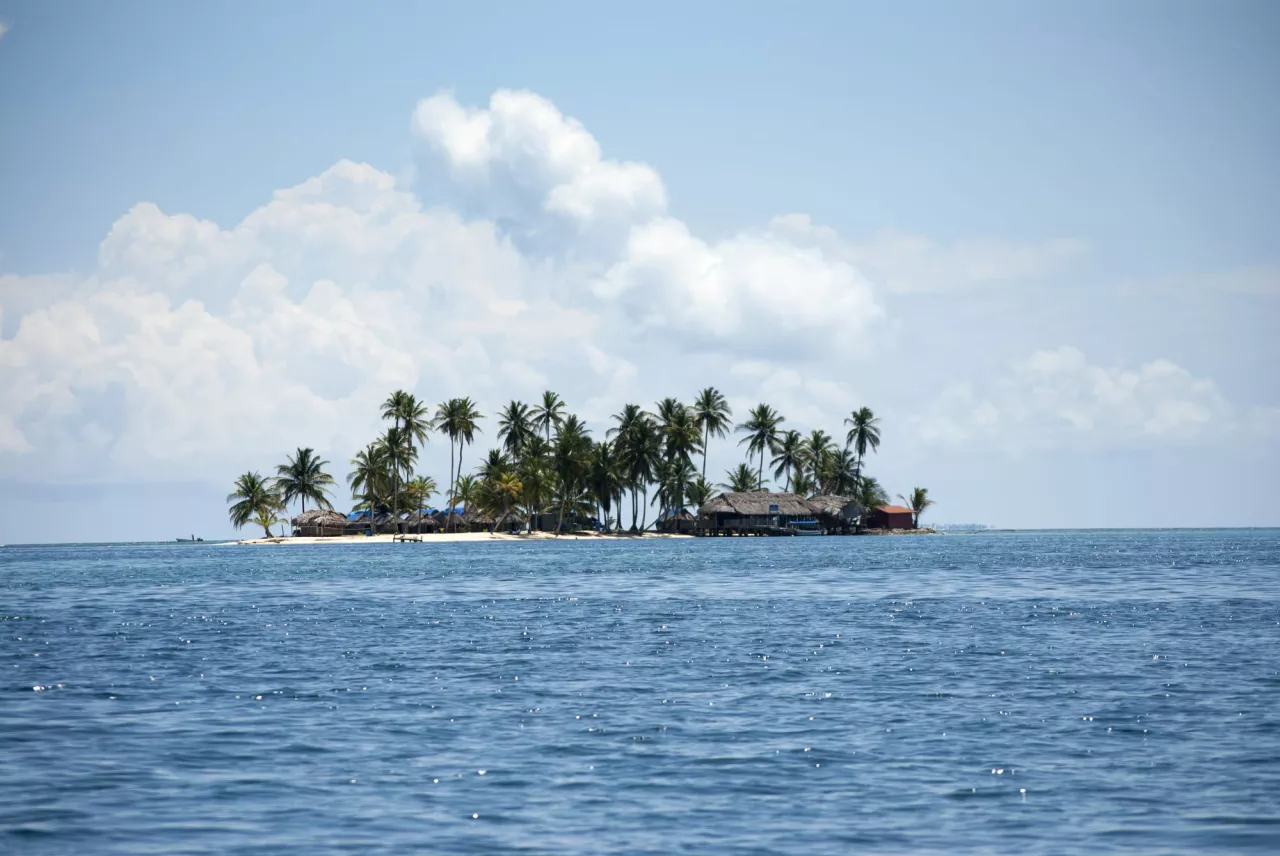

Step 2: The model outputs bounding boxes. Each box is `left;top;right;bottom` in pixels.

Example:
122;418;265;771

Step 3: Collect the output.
230;530;691;546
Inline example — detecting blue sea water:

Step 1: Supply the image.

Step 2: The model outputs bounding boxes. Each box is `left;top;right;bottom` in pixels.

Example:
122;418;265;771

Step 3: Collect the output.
2;530;1279;854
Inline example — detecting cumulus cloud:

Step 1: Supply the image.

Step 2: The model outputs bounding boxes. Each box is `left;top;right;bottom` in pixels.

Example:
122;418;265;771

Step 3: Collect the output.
411;90;666;253
770;213;1087;293
0;90;890;486
910;346;1244;450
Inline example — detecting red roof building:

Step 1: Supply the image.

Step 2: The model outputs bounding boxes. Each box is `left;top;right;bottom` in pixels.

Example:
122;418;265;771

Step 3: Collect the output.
867;505;915;530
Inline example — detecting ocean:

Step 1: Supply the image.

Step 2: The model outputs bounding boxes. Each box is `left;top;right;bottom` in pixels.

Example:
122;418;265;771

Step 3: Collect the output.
2;530;1278;854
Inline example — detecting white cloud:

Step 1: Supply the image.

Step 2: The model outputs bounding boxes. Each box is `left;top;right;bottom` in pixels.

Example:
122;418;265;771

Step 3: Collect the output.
910;346;1241;450
411;90;666;252
0;21;9;40
770;213;1087;293
0;91;890;487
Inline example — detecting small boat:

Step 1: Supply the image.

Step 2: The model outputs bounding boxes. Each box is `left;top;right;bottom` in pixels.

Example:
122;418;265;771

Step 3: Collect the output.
175;535;204;542
787;520;825;536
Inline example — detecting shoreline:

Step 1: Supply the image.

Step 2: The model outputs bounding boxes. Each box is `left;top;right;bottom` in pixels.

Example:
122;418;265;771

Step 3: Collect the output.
228;529;942;545
229;531;694;546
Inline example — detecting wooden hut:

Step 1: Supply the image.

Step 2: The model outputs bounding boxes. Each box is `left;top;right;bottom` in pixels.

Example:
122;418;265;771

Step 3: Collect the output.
867;505;915;530
292;509;348;537
697;491;816;535
805;495;863;534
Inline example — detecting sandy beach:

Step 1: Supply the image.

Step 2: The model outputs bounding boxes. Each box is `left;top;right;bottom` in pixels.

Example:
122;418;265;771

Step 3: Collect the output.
231;531;693;546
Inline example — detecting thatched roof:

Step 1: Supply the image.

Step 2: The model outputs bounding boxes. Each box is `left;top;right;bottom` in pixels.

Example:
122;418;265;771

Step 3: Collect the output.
401;511;439;530
493;511;523;531
699;491;811;517
700;497;734;516
463;507;494;526
805;495;862;517
292;509;347;528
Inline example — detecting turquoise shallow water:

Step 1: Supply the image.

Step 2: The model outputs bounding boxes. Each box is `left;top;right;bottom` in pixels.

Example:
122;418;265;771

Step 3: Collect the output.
2;530;1279;854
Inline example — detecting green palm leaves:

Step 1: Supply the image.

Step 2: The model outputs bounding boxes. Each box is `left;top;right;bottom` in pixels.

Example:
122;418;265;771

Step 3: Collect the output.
899;487;935;527
435;396;484;529
693;387;732;479
531;390;566;444
227;471;286;537
274;447;335;514
737;403;785;489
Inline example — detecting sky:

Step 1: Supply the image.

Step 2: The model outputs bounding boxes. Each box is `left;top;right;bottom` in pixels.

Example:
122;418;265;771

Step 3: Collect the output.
0;1;1277;542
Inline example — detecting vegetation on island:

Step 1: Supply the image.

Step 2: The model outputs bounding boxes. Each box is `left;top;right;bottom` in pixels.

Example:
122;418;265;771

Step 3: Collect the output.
226;387;933;536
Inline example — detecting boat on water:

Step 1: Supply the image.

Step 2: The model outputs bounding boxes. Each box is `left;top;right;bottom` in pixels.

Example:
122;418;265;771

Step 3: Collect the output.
176;535;204;542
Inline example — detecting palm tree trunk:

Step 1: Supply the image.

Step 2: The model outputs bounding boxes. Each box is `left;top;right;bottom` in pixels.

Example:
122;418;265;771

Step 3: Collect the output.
447;439;456;533
456;442;466;532
701;425;709;479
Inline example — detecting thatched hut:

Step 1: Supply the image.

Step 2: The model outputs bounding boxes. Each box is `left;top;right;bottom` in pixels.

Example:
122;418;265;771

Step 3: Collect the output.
401;511;439;534
463;507;495;532
493;511;523;534
697;491;815;535
343;510;396;535
433;510;465;532
658;508;697;534
292;509;348;537
805;495;863;533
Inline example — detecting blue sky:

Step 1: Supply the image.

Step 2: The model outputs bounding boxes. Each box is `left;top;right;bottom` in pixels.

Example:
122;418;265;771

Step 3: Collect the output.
1;1;1277;540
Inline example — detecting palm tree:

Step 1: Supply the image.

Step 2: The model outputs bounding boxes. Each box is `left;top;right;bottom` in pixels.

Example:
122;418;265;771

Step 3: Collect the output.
845;407;882;486
347;444;387;520
821;447;860;496
687;475;715;511
770;430;804;492
382;391;429;522
477;448;512;483
692;387;733;479
453;398;483;520
531;390;567;444
588;440;623;531
790;469;815;499
518;455;550;532
552;415;592;533
497;400;535;460
855;476;890;526
657;402;702;521
656;457;697;530
227;471;285;538
434;398;483;531
899;487;936;528
451;474;480;511
610;404;656;532
721;463;763;493
434;398;462;520
736;403;784;489
801;430;835;484
493;471;523;527
377;426;417;524
274;447;335;516
404;475;438;512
